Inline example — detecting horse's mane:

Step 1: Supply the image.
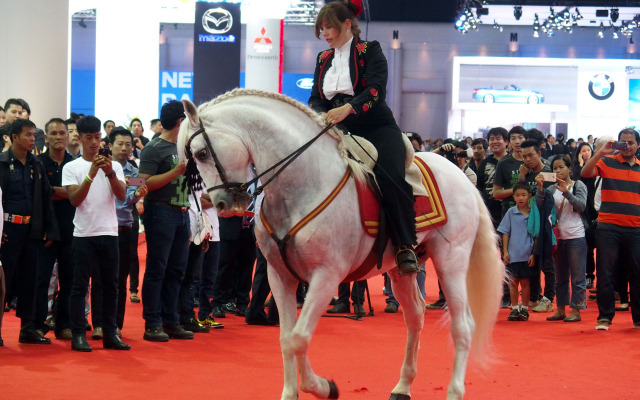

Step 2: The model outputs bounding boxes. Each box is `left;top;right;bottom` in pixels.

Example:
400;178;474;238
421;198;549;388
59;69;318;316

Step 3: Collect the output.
197;88;371;185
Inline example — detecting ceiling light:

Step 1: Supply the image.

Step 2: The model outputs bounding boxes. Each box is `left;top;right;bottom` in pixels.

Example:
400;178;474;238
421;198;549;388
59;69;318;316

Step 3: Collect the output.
514;6;522;21
611;8;619;23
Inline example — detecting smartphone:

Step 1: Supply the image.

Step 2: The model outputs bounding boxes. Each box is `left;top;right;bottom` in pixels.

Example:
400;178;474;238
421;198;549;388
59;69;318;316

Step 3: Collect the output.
612;141;629;150
128;177;146;187
540;172;557;182
98;147;111;157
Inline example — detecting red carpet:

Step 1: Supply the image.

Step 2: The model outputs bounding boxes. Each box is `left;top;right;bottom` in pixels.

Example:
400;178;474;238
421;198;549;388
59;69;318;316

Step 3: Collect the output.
1;238;638;399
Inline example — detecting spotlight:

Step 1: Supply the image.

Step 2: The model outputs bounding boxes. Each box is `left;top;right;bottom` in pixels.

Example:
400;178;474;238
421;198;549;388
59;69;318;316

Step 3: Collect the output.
573;8;583;25
514;6;522;21
598;22;604;39
611;8;619;23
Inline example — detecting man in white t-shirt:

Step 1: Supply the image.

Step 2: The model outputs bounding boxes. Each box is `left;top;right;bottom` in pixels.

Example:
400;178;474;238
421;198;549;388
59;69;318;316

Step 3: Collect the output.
62;116;130;352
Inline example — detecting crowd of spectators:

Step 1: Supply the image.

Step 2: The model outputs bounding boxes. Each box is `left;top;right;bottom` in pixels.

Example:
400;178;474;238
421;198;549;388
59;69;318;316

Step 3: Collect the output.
1;96;638;351
0;98;277;350
416;127;639;330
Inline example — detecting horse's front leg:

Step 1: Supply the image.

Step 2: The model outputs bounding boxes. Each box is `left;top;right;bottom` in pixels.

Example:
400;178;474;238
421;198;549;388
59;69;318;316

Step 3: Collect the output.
268;266;301;400
387;268;426;399
291;269;343;399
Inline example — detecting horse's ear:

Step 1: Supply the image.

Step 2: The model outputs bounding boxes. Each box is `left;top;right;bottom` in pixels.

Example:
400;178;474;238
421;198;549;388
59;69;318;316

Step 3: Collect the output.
182;99;200;128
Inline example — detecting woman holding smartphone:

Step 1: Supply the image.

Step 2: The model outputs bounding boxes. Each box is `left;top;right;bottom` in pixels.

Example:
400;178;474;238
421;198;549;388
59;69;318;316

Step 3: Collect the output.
536;155;588;322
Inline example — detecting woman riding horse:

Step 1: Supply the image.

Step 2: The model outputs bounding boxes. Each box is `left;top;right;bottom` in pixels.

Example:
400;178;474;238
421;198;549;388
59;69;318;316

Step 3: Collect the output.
309;0;419;274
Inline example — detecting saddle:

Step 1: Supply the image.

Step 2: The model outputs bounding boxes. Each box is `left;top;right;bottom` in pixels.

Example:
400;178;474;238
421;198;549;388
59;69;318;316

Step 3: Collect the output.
344;134;447;236
339;134;448;283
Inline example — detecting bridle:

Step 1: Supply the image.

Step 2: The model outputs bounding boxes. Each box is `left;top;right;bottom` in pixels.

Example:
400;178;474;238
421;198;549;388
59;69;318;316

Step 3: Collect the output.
184;118;335;202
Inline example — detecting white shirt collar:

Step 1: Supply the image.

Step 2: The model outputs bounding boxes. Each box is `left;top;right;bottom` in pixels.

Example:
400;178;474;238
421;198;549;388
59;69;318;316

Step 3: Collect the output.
335;36;353;56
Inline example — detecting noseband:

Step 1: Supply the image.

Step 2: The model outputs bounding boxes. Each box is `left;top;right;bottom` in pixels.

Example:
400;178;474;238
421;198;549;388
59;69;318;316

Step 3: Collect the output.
184;118;335;202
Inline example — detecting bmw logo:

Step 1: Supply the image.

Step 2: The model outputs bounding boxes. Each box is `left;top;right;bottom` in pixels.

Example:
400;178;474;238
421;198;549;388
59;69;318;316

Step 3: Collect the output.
296;78;314;89
588;74;615;101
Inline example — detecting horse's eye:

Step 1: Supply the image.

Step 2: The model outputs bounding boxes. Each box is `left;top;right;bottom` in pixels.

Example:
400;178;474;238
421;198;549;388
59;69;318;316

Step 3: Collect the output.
196;149;208;161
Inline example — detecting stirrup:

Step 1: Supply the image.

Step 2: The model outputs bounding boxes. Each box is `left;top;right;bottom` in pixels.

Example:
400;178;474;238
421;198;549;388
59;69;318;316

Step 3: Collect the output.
395;247;419;275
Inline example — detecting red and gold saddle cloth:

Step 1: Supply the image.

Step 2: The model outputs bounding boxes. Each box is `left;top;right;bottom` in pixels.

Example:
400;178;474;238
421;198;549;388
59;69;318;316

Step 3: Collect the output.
356;157;447;237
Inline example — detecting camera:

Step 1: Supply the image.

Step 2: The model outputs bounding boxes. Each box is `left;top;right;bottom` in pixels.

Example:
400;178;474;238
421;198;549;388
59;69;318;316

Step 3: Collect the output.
98;148;111;157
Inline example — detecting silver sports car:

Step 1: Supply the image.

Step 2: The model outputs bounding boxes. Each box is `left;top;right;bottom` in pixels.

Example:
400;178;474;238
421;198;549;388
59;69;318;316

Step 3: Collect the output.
472;84;545;104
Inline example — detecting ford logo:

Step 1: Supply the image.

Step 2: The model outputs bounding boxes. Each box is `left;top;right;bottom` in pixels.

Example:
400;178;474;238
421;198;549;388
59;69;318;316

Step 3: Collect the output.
296;78;314;89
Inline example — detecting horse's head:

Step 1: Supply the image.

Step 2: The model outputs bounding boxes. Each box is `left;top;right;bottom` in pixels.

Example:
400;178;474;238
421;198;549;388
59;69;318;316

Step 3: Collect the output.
178;98;252;217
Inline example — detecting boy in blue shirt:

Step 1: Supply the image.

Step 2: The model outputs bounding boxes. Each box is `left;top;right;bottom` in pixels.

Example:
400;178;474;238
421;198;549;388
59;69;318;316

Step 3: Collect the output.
498;181;537;321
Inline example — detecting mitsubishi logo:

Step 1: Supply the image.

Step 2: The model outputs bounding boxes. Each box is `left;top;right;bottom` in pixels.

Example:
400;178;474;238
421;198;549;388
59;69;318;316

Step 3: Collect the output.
202;8;233;34
254;27;273;44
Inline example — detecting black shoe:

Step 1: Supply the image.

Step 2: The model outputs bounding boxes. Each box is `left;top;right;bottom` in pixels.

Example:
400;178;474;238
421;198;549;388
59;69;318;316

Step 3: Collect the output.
211;304;226;319
85;321;92;331
384;302;399;313
222;302;237;314
353;304;366;317
396;247;419;274
19;328;51;344
245;315;278;326
103;335;131;350
71;336;92;352
193;297;200;308
162;323;194;339
235;305;248;317
181;318;210;333
143;326;170;342
586;278;594;289
425;299;447;310
588;294;597;301
326;303;350;314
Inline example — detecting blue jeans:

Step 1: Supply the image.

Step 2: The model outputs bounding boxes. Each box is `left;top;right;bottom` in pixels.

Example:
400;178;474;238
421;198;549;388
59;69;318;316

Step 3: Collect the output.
141;203;190;327
596;227;640;324
553;237;587;309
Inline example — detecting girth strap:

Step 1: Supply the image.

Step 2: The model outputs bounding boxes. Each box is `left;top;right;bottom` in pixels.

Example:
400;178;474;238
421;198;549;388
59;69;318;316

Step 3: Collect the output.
260;168;352;283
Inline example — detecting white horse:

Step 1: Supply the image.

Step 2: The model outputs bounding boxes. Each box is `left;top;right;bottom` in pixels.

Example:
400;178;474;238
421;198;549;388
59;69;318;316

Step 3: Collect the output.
178;89;504;400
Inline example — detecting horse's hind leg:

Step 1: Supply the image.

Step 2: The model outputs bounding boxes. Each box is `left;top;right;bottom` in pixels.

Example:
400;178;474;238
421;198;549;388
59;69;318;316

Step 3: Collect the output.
291;270;344;399
387;268;425;399
434;253;474;400
268;267;302;400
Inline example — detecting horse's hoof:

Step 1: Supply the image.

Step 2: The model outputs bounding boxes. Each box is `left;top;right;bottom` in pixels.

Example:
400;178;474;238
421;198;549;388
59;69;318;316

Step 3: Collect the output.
327;379;339;399
389;394;411;400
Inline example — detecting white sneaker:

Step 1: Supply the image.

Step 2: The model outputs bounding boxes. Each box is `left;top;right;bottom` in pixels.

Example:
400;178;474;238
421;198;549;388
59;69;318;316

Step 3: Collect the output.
532;296;554;313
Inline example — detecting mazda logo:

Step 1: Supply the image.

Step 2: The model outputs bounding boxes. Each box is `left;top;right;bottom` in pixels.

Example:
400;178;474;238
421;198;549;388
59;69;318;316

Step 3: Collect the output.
202;8;233;34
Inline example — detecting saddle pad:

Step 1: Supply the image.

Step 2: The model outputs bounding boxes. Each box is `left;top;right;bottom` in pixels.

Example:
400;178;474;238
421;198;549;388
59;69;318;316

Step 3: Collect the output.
357;156;447;237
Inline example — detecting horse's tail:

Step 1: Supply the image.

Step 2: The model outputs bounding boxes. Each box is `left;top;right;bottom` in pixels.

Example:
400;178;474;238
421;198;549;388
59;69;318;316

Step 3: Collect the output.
466;189;505;361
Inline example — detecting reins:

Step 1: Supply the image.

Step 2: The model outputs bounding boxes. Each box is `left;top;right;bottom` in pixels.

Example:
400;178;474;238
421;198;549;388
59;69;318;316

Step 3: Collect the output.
185;119;335;200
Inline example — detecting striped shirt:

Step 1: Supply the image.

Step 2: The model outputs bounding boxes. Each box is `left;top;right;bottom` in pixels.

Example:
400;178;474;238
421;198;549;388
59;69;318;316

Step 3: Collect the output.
596;153;640;228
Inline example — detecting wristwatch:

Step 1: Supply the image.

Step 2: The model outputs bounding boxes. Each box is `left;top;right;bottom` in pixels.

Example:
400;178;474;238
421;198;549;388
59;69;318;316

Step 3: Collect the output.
107;171;116;179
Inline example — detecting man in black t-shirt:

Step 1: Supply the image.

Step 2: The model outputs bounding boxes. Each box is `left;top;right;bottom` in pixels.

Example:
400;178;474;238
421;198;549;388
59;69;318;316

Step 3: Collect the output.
493;126;526;217
477;127;508;226
138;100;193;342
519;139;555;313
